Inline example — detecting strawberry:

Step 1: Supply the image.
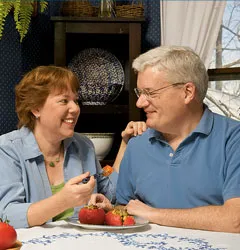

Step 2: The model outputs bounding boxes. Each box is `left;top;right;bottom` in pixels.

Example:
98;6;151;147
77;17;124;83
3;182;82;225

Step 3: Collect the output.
78;205;105;225
105;208;135;226
105;211;122;226
0;219;17;250
102;165;113;176
123;216;135;226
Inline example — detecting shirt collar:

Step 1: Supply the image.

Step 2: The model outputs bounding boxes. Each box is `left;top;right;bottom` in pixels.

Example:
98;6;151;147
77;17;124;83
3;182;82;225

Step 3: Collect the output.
64;136;75;150
20;126;42;160
191;105;213;136
21;127;76;160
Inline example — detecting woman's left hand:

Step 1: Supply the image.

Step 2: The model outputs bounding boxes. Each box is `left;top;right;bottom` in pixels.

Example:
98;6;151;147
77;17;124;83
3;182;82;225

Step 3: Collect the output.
121;121;147;144
88;193;113;211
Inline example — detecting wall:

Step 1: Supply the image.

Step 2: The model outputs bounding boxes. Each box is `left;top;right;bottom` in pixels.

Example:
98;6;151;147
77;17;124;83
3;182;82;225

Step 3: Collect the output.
0;0;160;134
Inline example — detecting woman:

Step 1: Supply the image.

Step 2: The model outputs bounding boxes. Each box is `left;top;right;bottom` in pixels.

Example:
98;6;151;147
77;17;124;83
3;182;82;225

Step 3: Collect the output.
0;66;146;228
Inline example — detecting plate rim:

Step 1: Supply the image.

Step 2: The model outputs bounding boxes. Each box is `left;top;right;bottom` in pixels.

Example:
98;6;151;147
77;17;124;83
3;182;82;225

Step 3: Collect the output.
65;216;149;230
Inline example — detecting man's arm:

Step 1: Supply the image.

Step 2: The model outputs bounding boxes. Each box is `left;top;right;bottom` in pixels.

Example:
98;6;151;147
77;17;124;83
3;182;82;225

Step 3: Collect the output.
126;197;240;233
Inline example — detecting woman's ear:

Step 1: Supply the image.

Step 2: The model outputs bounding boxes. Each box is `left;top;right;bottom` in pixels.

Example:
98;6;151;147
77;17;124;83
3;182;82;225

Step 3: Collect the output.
183;82;196;104
31;109;40;119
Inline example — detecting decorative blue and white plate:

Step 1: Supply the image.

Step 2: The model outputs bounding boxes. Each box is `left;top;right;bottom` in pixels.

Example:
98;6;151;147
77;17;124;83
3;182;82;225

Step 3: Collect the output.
68;48;124;105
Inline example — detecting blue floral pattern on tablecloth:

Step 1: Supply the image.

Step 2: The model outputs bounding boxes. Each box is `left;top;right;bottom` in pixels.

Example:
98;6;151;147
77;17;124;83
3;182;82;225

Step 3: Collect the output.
21;231;226;250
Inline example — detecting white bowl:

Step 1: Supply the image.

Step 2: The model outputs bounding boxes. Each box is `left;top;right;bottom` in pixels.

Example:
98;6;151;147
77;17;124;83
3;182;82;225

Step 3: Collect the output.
80;133;114;160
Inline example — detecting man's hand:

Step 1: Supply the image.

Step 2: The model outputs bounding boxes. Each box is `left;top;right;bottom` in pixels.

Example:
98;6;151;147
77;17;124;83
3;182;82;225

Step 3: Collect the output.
126;199;154;221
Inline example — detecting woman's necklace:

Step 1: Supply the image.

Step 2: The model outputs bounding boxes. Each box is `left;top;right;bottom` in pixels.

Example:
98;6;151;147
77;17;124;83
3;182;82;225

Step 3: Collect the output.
44;143;63;167
48;154;60;167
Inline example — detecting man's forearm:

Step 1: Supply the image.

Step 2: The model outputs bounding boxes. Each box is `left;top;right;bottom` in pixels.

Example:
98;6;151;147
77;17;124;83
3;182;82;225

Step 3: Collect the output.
149;199;240;233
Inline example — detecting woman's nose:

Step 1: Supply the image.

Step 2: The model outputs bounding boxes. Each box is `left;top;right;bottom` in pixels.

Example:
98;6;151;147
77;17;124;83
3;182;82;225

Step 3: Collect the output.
69;101;80;113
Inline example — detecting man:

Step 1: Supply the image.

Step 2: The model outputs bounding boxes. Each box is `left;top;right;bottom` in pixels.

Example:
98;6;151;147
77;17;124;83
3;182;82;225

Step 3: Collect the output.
116;46;240;233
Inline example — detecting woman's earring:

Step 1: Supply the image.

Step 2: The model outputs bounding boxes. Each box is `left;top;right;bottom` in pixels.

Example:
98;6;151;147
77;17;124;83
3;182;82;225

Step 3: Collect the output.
35;115;40;119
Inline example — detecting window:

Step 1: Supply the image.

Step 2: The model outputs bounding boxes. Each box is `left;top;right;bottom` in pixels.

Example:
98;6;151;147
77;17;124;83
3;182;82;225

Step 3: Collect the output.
206;0;240;120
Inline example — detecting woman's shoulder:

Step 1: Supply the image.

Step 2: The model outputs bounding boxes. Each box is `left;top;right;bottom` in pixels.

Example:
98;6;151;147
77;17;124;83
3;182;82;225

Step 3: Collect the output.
0;128;27;146
0;127;35;153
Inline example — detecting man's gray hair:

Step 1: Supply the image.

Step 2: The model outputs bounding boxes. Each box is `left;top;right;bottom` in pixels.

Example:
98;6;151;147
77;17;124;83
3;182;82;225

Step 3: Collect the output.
132;45;209;101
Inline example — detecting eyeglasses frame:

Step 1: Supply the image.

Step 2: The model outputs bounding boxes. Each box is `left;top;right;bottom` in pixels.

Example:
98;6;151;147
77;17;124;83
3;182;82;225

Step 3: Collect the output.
134;82;185;99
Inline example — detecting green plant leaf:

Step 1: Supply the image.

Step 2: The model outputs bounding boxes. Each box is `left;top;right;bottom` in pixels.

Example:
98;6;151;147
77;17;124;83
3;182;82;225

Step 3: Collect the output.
0;0;14;39
0;0;48;42
16;1;34;42
39;0;47;13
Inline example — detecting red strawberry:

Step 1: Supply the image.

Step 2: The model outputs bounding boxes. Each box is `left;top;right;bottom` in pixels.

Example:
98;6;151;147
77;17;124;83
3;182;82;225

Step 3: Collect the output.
102;165;113;176
123;216;135;226
0;219;17;250
105;208;135;226
79;205;105;225
105;211;122;226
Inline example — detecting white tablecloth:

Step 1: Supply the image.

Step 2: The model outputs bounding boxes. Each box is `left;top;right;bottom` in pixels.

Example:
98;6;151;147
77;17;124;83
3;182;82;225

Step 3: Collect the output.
16;221;240;250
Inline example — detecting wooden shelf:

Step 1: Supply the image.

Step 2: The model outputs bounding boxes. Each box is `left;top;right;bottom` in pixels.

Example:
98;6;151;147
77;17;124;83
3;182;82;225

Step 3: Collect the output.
208;67;240;81
51;16;145;23
81;104;128;114
51;16;144;121
51;17;144;162
100;159;114;167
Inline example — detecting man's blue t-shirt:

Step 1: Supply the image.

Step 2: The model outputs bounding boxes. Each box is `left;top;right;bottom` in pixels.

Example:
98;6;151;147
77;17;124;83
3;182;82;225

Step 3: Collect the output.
116;107;240;208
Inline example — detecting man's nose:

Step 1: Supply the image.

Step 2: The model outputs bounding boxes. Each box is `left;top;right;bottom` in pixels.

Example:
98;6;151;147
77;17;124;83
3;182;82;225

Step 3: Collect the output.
136;94;148;108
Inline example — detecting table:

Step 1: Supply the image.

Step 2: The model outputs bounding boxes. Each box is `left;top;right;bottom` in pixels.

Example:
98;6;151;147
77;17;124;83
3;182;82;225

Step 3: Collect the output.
16;221;239;250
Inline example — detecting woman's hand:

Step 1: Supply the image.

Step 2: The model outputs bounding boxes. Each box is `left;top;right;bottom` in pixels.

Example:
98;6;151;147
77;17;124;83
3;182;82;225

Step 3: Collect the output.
27;172;95;227
58;172;95;208
88;193;113;211
121;121;147;144
113;121;147;173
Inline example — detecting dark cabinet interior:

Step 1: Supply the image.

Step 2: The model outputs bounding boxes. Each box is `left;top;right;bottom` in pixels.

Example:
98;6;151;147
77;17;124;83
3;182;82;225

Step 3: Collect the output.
51;17;144;163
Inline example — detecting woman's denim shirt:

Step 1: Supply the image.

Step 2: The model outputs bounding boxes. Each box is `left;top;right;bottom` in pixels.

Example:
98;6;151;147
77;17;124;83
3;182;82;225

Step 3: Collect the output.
0;127;117;228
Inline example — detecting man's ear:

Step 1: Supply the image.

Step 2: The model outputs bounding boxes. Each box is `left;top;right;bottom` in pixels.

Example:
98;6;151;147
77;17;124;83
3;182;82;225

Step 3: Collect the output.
183;82;196;104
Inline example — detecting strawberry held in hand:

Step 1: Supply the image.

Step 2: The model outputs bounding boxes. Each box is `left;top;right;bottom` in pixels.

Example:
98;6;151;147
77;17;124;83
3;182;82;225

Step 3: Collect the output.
105;208;135;226
102;165;113;176
79;205;105;225
0;219;17;250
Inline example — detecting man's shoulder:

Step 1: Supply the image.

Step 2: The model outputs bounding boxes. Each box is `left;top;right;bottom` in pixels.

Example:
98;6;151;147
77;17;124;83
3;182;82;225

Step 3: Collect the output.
212;112;240;131
210;113;240;147
213;111;239;122
128;128;154;147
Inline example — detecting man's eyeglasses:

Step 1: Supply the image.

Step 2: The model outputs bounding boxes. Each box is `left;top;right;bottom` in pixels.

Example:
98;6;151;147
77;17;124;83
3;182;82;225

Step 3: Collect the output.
134;82;185;100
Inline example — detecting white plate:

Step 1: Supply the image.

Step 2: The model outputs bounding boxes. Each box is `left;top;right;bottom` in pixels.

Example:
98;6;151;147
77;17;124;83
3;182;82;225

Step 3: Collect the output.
65;216;149;230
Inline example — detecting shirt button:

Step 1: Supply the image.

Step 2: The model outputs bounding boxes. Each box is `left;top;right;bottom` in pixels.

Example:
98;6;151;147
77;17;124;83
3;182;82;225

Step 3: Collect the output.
169;153;174;157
